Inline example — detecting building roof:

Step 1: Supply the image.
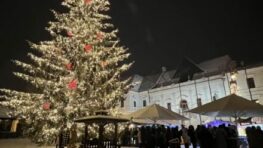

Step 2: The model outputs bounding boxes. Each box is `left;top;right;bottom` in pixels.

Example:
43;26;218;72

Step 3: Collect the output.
135;55;235;92
173;57;204;82
198;55;233;73
153;69;177;88
138;73;160;92
236;62;263;71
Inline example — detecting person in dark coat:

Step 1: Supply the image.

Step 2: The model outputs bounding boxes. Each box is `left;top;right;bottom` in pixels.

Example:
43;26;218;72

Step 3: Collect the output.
181;125;190;148
199;125;214;148
166;127;173;147
188;125;197;148
215;124;228;148
121;127;130;146
169;126;181;148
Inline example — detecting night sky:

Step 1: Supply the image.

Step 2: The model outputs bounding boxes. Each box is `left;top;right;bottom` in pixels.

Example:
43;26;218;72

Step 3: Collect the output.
0;0;262;89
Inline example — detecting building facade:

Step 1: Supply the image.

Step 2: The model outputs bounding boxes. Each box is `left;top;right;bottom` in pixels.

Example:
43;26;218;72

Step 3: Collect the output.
121;55;263;125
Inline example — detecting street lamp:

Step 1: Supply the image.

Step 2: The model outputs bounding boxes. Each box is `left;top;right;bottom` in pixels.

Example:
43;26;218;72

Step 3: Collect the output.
252;99;259;104
230;73;237;80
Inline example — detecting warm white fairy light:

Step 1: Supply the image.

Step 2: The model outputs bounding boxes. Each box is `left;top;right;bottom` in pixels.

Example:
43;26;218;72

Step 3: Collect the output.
0;0;131;145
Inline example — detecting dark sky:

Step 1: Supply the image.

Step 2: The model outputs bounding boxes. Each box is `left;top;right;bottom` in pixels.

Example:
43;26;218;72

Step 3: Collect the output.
0;0;262;89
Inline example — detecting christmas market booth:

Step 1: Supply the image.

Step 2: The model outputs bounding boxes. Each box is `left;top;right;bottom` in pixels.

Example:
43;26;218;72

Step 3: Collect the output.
188;94;263;147
74;110;129;148
188;94;263;119
0;106;20;138
126;104;189;123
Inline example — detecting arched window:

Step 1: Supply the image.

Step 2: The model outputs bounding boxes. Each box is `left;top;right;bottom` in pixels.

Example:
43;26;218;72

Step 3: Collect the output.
180;99;188;110
120;100;124;108
133;101;136;107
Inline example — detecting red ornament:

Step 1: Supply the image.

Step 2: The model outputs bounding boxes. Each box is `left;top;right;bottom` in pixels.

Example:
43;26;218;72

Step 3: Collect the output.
67;31;73;37
66;63;73;70
43;102;51;110
68;79;77;90
84;44;92;53
96;32;104;40
84;0;92;4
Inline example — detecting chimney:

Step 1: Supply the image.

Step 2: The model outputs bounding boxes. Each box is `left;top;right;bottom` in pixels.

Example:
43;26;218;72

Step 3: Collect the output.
240;61;245;67
161;66;167;72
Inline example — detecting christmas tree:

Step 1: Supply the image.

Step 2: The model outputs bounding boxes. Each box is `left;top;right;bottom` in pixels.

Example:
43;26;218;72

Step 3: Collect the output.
0;0;131;145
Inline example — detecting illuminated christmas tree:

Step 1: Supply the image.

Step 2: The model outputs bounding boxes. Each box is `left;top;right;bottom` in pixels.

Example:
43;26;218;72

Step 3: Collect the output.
0;0;131;145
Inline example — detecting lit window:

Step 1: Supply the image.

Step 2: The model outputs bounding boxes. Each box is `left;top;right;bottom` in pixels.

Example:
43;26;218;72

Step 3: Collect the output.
180;100;188;110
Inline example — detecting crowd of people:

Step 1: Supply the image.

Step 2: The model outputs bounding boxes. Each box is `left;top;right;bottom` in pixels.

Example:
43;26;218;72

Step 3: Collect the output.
246;126;263;148
120;124;263;148
54;122;263;148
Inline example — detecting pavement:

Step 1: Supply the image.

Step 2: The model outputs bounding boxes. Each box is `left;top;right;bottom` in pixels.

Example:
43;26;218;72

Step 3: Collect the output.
0;138;54;148
0;139;202;148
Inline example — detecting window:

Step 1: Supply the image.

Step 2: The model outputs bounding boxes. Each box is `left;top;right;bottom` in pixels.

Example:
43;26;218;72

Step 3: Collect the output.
247;78;255;88
212;93;218;101
120;100;124;108
197;98;202;107
180;100;188;110
134;101;136;107
143;100;147;107
167;103;171;110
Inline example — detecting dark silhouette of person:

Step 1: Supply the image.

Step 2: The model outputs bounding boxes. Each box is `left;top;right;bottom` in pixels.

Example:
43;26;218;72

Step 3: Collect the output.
188;125;197;148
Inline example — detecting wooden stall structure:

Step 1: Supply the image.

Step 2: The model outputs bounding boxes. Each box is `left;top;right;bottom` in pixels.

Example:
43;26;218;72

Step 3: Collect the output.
75;110;129;148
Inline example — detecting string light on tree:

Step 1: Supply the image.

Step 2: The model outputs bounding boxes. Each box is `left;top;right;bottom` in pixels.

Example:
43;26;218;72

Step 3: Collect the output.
97;32;104;41
0;0;131;145
100;61;108;68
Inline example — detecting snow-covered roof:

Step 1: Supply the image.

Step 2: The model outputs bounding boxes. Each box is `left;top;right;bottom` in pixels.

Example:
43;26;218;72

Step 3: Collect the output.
198;55;232;73
133;55;234;92
138;73;160;92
